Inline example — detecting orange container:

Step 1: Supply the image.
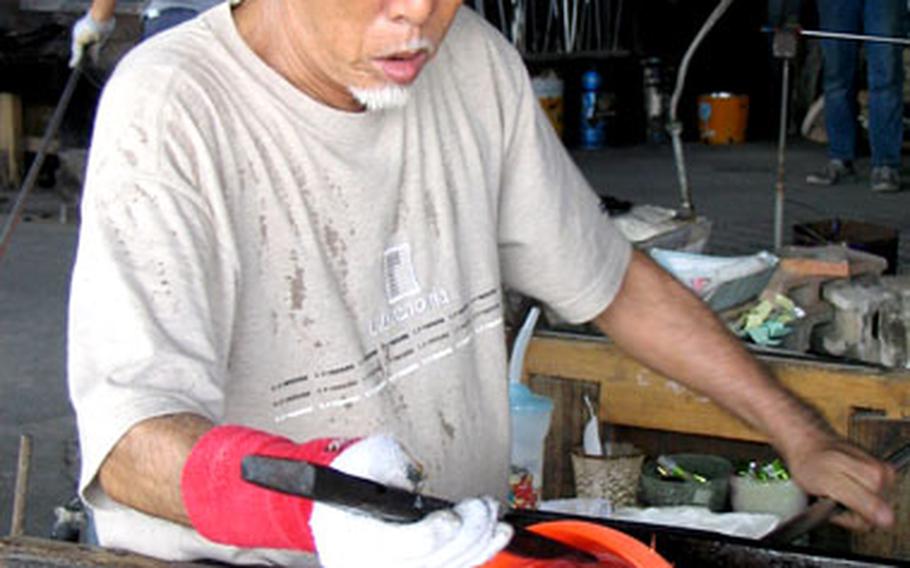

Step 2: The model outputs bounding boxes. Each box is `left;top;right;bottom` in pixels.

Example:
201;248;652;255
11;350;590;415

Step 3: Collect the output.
484;520;673;568
697;92;749;145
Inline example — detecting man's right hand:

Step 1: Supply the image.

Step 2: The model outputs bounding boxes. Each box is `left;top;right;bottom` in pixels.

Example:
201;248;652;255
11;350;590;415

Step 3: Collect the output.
783;431;896;531
180;426;512;567
310;435;513;567
70;12;116;68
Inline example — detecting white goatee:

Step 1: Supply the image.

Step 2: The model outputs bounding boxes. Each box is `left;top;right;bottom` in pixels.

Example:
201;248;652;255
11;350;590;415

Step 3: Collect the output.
349;38;434;112
349;85;412;112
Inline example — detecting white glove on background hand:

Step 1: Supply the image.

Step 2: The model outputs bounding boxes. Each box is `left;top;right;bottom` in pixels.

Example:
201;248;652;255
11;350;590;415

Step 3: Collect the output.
311;435;514;568
70;12;116;68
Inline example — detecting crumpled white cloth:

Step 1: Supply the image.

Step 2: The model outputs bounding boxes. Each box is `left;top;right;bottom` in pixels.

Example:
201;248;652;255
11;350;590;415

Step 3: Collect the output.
310;435;513;568
613;205;680;242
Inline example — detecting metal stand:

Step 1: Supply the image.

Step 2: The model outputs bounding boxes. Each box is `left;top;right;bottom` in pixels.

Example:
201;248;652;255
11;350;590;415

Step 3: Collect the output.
772;27;798;251
764;25;910;251
667;0;736;219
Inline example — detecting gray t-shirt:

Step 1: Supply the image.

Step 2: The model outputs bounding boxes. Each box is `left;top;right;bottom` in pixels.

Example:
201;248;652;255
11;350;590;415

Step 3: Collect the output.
68;4;631;564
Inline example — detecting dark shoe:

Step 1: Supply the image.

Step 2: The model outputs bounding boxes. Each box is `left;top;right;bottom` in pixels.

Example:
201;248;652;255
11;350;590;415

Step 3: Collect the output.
806;159;856;186
870;166;901;193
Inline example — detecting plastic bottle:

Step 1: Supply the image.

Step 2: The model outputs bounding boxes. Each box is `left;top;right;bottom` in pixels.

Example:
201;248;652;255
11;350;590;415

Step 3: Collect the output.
507;306;553;509
509;381;553;509
579;69;606;149
531;70;565;139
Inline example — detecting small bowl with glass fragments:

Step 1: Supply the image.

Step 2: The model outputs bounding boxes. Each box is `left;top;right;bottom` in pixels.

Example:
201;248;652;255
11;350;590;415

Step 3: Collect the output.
639;453;733;512
730;458;807;521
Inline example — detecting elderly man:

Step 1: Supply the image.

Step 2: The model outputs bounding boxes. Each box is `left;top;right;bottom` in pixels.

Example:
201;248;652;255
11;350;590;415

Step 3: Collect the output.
68;0;896;566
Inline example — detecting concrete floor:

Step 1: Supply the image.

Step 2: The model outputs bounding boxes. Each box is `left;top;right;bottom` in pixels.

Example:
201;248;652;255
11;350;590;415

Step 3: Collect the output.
1;138;909;540
0;217;78;537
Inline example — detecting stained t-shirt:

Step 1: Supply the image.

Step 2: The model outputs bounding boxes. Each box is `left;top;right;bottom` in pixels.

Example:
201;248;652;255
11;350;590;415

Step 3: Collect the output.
67;4;631;564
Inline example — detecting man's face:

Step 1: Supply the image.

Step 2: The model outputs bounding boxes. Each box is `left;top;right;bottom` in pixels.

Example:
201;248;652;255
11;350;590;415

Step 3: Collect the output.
294;0;463;110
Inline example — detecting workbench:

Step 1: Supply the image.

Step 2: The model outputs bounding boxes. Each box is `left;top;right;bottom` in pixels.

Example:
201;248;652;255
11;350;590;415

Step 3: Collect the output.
525;332;910;561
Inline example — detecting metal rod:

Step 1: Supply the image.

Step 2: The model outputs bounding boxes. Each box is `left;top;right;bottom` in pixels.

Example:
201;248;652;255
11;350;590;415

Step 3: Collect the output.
10;434;32;537
761;26;910;47
541;0;558;53
610;0;624;51
670;124;694;218
668;0;737;218
568;0;580;53
577;0;590;51
0;64;82;265
670;0;736;126
604;0;612;53
593;0;602;50
801;28;910;46
774;59;790;251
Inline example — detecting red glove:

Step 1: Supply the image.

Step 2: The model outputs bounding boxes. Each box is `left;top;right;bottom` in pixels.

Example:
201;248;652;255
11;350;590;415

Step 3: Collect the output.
181;425;358;551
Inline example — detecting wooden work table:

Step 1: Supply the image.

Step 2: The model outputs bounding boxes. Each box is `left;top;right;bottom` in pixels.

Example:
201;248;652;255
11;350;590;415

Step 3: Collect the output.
524;332;910;560
525;333;910;441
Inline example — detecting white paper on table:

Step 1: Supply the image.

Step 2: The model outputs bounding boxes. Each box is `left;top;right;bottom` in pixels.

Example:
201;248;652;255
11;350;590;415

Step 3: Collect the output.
540;498;614;518
609;505;780;540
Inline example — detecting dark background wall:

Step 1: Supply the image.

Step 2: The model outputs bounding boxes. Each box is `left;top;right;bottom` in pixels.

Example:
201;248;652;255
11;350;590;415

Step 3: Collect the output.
6;0;829;149
523;0;824;148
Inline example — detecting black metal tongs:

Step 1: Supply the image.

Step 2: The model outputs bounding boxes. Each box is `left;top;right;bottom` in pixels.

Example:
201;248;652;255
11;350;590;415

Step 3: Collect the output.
241;454;599;564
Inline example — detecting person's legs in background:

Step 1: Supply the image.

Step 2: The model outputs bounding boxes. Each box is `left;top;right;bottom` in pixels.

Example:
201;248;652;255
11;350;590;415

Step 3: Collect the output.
864;0;905;191
142;7;199;40
808;0;862;185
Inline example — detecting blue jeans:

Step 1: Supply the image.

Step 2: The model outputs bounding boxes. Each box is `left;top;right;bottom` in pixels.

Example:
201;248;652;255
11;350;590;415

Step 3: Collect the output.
817;0;905;167
142;7;199;39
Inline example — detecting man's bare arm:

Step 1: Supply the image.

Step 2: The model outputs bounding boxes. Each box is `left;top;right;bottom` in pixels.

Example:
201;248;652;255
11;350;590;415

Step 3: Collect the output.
89;0;118;22
98;413;213;525
593;250;896;528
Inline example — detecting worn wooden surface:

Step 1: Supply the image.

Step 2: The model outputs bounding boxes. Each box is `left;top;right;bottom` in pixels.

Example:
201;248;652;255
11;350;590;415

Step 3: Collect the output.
0;536;205;567
849;417;910;561
0;92;23;187
526;374;598;499
525;335;910;442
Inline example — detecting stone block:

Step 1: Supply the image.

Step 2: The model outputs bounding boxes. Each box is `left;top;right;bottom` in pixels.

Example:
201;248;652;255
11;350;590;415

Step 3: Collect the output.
817;279;906;367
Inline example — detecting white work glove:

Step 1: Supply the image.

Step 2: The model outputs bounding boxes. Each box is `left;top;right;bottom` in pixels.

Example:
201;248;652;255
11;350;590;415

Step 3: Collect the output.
70;12;116;68
311;435;514;568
